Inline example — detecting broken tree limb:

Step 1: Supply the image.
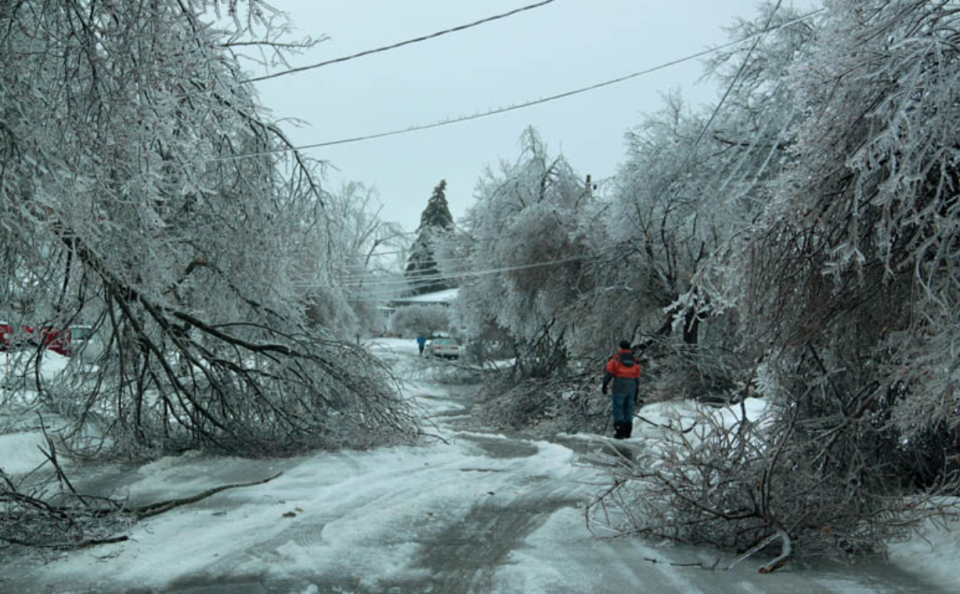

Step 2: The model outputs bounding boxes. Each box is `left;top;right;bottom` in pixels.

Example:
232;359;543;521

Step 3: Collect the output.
134;471;284;519
727;531;781;570
634;413;699;434
0;535;130;549
757;528;792;573
0;472;285;549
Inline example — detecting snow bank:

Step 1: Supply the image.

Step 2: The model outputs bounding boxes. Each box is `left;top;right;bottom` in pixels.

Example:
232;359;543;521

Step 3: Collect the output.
888;508;960;592
0;350;72;386
484;357;517;370
365;337;421;357
1;351;95;477
634;399;703;432
0;430;49;474
561;397;770;445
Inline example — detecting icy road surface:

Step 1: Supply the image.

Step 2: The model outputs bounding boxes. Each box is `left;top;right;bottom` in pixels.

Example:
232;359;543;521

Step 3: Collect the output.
0;339;950;593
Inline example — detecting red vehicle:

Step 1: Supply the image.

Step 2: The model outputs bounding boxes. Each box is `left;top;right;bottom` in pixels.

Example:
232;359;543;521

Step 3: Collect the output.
0;321;71;356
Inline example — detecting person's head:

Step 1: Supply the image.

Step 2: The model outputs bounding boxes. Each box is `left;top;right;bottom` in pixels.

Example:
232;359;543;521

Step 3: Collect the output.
619;339;632;350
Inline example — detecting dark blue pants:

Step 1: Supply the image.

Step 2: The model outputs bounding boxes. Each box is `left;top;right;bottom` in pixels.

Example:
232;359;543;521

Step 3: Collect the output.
611;392;634;425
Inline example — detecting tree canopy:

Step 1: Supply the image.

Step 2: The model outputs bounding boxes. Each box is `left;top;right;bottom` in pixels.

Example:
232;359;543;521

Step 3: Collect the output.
404;180;455;295
0;0;417;456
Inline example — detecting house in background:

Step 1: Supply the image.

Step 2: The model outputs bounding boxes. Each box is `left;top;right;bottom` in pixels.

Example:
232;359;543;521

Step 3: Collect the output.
380;288;460;337
386;287;458;312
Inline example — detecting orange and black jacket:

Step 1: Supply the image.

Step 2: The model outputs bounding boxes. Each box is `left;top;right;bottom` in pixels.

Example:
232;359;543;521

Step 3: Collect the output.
602;348;641;395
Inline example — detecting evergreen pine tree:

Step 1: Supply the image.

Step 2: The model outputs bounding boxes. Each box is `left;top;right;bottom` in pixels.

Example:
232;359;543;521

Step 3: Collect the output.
405;180;454;295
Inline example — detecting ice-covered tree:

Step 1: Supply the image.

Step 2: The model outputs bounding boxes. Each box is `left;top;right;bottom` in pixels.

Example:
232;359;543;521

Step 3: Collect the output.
597;3;815;400
301;182;408;334
0;0;417;459
404;180;455;295
388;305;452;339
608;93;721;342
596;1;960;566
454;128;597;377
732;0;960;481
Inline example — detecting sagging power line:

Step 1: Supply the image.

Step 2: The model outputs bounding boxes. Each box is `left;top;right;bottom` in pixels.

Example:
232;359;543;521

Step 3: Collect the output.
242;0;560;85
214;8;825;162
295;254;594;292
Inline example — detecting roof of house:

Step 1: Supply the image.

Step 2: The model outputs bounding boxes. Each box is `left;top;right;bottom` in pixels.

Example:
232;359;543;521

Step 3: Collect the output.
389;287;459;305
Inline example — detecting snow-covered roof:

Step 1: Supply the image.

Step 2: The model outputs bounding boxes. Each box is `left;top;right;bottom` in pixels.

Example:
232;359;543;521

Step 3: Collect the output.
390;287;459;305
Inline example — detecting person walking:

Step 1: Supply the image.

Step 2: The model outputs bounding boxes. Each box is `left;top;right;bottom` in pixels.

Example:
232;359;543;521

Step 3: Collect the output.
601;340;641;439
416;335;427;356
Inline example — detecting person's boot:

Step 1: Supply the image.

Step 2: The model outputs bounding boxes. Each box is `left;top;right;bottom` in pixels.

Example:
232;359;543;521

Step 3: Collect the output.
613;421;624;440
624;421;633;439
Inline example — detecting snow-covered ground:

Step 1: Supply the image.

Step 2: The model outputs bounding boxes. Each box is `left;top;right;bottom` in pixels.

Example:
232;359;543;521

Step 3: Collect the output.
1;342;957;593
888;511;960;591
0;429;50;474
10;438;580;592
1;350;76;473
1;349;73;395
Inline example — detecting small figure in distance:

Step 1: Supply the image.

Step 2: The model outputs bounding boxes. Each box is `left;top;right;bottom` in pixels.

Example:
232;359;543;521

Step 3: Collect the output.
416;334;427;356
601;339;642;439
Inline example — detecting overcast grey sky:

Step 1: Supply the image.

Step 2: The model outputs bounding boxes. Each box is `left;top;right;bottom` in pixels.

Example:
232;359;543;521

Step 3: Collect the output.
252;0;817;233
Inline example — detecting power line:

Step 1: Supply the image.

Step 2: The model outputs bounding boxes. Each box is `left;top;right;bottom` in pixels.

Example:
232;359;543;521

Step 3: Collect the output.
337;247;418;260
334;257;561;288
213;8;825;162
331;256;480;283
295;254;594;292
241;0;559;85
338;253;480;272
668;0;784;182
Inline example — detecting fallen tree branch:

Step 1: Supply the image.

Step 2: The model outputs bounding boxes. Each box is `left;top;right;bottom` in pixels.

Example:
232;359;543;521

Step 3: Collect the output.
634;413;700;434
757;528;792;573
727;531;781;570
1;472;284;549
0;535;130;549
134;471;284;519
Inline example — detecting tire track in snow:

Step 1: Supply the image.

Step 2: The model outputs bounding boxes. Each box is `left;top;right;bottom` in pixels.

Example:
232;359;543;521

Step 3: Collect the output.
401;481;584;594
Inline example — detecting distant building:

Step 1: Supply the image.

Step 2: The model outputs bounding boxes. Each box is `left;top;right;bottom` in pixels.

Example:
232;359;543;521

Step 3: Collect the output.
381;287;459;320
388;287;458;308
